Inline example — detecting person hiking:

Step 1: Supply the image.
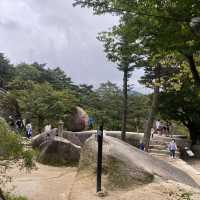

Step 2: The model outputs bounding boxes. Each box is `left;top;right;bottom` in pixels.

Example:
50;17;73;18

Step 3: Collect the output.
26;121;32;139
168;139;177;158
155;119;161;134
44;123;52;132
139;140;145;151
15;119;23;132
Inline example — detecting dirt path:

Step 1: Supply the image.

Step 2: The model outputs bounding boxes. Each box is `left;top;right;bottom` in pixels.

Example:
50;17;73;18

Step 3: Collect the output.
4;159;200;200
6;163;77;200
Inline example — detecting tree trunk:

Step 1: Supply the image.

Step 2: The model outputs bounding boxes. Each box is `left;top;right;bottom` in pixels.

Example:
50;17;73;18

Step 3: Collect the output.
143;86;160;151
186;54;200;87
186;123;199;145
121;70;128;141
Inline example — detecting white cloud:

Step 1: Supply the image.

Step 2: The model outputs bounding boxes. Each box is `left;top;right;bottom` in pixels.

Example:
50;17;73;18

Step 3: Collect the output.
0;0;150;93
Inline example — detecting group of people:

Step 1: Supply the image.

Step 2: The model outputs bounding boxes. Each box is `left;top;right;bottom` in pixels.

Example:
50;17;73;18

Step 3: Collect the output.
154;119;172;137
139;119;178;158
139;139;177;158
8;116;32;139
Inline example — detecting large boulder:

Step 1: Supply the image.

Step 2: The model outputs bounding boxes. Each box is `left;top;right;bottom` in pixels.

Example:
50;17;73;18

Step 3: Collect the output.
67;131;95;145
31;128;58;148
79;135;199;189
106;131;143;147
67;107;89;132
38;137;81;166
32;129;82;148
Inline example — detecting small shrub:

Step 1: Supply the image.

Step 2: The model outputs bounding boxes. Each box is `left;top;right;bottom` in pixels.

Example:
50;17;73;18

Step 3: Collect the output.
21;150;36;170
5;193;28;200
0;118;23;159
178;192;192;200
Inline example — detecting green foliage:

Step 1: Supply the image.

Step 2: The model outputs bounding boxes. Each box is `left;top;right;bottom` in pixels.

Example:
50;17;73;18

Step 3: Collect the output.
13;83;78;133
127;95;150;132
0;118;23;160
0;118;35;167
95;82;123;130
0;53;150;134
0;118;35;194
22;150;36;170
5;193;28;200
159;79;200;143
0;92;21;121
0;53;14;88
177;192;192;200
14;63;42;82
78;81;150;132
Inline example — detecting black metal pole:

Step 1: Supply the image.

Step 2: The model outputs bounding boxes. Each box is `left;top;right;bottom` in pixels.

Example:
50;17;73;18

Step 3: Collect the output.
96;124;103;193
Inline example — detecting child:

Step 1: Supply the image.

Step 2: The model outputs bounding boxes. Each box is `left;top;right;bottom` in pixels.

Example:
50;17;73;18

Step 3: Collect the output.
168;139;177;158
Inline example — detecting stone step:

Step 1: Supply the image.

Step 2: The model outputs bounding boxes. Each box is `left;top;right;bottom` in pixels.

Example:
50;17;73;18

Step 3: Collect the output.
149;144;180;151
149;149;180;156
149;152;180;158
150;140;169;146
149;153;168;157
149;144;168;150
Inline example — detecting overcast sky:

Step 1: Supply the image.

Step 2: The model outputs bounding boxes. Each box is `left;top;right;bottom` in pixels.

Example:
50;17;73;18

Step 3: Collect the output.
0;0;150;93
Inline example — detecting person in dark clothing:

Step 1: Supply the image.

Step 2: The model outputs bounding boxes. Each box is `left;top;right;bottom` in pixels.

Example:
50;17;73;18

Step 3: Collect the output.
139;140;145;151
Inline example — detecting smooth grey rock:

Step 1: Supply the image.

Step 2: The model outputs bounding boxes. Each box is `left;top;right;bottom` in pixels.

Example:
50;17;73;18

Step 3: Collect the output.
79;135;199;189
38;137;81;166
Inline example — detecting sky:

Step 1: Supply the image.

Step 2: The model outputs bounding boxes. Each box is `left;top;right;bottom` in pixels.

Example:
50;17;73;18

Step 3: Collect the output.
0;0;150;93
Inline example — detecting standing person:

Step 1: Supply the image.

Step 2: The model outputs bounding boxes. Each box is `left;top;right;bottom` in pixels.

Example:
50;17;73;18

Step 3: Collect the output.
44;123;52;132
88;116;94;130
151;128;155;138
168;139;177;158
15;119;22;132
26;121;32;139
139;140;145;151
166;121;171;137
155;119;161;134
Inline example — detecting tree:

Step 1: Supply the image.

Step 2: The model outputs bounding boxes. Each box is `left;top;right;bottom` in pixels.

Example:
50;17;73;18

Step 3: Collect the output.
14;63;42;82
13;83;78;133
0;53;14;89
158;62;200;145
159;83;200;145
140;53;181;150
42;67;74;90
0;92;21;121
95;81;123;130
74;0;200;87
127;94;150;133
98;26;144;140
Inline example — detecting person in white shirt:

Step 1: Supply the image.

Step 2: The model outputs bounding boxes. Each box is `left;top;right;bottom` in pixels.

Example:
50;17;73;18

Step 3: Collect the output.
44;123;52;132
155;119;161;134
26;122;32;139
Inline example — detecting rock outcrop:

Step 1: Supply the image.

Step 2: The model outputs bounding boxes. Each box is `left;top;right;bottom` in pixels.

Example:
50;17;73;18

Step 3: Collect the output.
79;135;199;189
32;129;82;148
38;137;81;165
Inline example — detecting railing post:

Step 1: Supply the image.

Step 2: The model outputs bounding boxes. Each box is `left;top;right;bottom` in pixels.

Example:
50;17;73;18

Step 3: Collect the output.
96;124;103;192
